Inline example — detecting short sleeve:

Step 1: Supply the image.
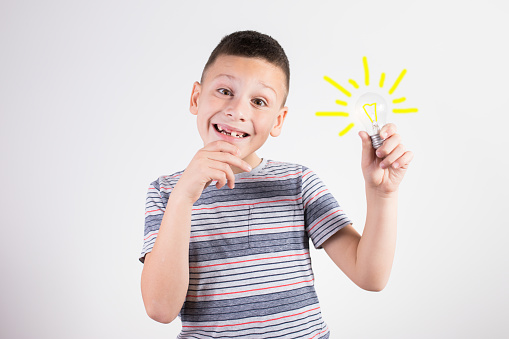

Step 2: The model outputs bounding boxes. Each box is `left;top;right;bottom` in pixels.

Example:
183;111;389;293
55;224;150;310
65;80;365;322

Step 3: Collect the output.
302;166;352;249
139;178;169;263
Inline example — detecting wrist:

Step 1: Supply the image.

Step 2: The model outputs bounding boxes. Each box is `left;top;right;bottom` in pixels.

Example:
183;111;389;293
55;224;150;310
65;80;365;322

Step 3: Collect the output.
168;185;196;208
365;184;399;200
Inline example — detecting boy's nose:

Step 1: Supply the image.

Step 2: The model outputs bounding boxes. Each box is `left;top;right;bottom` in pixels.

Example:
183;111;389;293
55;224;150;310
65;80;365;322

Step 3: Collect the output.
224;98;247;122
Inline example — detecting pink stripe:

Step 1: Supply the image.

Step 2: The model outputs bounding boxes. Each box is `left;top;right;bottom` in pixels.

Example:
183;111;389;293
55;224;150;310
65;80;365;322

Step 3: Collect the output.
309;327;329;339
190;252;309;269
303;189;328;209
148;186;172;190
145;208;163;215
308;209;343;232
144;232;158;241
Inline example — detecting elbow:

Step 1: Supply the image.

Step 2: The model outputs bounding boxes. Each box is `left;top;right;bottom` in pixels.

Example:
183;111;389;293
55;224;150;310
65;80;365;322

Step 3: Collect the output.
362;284;386;292
141;275;185;324
145;305;178;324
357;277;388;292
142;293;181;324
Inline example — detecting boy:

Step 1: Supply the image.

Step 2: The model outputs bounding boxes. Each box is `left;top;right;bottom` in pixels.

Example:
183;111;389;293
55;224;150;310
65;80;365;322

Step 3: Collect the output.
140;30;413;338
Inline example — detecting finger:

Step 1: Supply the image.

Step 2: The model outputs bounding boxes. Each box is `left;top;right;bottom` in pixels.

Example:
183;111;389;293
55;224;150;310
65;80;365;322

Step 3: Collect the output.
380;123;397;140
207;168;229;189
392;151;414;169
205;150;252;172
359;131;376;164
380;144;406;169
376;133;402;158
204;140;241;157
208;159;236;189
204;179;213;189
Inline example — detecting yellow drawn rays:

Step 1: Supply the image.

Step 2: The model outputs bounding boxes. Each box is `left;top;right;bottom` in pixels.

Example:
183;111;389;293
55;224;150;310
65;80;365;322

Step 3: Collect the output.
388;69;407;95
363;56;369;86
316;57;418;136
339;123;355;136
393;108;418;113
348;79;359;89
386;69;418;113
379;73;385;87
315;111;349;117
323;76;351;97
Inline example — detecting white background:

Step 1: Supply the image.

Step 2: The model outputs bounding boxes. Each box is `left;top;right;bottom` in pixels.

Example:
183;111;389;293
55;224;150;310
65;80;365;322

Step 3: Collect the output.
1;0;507;338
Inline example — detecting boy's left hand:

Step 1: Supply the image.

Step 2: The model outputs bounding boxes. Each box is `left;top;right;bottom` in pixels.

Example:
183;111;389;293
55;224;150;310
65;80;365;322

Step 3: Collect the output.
359;123;413;195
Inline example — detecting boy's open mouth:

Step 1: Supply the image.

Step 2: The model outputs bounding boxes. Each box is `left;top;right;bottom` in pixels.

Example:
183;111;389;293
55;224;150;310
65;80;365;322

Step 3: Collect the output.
213;124;250;138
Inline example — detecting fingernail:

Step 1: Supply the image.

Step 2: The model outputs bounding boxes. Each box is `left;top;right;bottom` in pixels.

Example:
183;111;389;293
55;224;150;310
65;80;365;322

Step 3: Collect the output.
376;151;382;157
393;162;399;168
380;162;387;169
381;132;386;139
247;165;252;171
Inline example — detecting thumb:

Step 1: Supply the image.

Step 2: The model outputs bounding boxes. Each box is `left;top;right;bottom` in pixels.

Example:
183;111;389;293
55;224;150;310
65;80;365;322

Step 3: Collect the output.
359;131;375;165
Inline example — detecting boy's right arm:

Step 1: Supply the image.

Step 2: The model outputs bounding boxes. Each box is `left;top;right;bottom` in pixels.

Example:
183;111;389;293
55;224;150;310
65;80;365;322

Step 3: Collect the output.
140;141;252;324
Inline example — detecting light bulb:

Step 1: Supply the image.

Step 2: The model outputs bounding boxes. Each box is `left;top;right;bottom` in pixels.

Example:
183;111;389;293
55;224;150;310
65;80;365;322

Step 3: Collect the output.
354;92;388;149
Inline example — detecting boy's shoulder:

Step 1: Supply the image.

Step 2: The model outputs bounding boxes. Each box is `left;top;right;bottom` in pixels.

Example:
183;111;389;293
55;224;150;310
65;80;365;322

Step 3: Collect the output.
262;159;304;172
148;169;185;192
262;159;314;177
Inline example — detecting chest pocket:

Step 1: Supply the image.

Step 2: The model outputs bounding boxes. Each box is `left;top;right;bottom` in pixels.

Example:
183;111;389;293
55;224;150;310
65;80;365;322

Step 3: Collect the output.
247;200;306;252
188;205;252;262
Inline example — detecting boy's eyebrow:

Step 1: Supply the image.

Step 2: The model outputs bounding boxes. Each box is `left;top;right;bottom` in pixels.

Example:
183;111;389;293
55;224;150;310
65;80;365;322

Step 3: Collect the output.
258;81;277;98
214;74;277;98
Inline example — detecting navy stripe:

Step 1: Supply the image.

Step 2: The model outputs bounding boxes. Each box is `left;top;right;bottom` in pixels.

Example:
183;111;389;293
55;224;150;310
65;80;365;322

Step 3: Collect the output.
189;234;308;262
182;287;319;321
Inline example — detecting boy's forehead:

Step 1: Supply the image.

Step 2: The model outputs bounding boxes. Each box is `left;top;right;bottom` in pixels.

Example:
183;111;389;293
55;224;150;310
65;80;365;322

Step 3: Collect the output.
203;55;287;95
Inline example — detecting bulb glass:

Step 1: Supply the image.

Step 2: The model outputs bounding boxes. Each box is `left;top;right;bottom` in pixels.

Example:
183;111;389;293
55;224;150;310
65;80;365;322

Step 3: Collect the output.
354;92;388;136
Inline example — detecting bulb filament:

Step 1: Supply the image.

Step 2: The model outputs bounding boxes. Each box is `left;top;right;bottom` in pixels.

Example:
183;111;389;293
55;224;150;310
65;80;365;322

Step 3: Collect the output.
362;103;378;123
363;102;381;133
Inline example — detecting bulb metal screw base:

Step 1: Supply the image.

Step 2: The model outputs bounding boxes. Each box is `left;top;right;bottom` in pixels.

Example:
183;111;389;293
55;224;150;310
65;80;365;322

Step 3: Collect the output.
370;134;384;149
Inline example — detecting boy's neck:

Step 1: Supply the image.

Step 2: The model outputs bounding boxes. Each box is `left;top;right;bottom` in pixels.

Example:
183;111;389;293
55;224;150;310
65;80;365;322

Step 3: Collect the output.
232;152;262;174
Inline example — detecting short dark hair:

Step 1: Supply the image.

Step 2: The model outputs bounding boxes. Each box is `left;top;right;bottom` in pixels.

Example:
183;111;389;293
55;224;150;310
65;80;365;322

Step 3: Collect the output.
201;30;290;105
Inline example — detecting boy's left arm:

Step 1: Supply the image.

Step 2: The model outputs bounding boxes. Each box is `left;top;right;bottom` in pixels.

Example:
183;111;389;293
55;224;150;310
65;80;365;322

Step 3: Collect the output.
322;123;413;291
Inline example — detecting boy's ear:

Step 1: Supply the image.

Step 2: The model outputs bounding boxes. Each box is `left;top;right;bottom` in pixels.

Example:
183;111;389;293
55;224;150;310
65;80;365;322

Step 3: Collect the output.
270;106;289;137
189;81;201;115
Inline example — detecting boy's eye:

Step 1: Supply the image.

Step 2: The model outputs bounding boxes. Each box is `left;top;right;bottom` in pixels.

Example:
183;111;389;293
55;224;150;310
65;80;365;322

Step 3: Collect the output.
252;98;267;107
218;88;233;96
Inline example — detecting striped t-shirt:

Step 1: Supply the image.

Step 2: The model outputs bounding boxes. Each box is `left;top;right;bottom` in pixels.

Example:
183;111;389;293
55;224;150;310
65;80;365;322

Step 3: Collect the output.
140;158;352;338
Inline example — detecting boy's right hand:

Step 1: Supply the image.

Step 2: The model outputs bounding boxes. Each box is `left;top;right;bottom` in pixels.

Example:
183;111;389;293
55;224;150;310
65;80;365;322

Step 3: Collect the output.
172;140;252;205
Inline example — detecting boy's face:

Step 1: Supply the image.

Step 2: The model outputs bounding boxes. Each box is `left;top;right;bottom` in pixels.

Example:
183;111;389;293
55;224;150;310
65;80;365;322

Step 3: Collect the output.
190;55;288;167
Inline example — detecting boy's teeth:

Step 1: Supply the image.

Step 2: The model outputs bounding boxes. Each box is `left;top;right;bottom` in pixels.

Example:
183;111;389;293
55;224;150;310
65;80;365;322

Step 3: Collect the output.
215;124;247;138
